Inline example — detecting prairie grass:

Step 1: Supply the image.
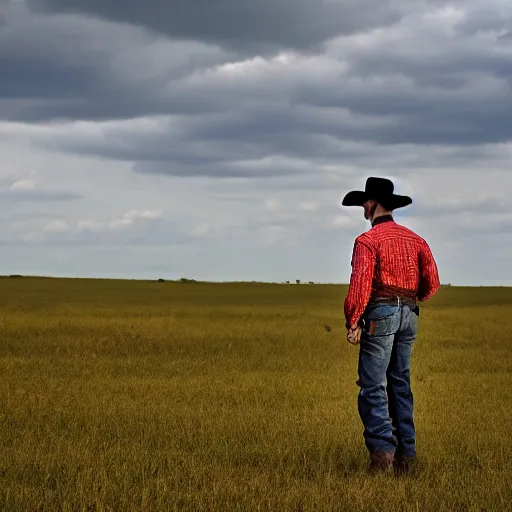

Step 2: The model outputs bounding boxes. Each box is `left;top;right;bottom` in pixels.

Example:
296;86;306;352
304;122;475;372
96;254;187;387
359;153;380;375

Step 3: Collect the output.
0;278;511;511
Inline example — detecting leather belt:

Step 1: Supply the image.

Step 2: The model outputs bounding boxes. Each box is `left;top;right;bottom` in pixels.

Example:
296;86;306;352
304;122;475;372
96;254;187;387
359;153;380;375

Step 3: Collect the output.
370;296;417;308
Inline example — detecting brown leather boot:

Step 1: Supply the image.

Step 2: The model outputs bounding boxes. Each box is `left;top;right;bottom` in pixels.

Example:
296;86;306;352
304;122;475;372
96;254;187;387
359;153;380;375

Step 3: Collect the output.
369;451;395;473
393;453;416;476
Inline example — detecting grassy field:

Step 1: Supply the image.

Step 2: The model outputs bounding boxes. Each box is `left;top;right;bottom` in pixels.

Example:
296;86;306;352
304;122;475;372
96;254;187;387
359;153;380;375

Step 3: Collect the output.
0;278;511;511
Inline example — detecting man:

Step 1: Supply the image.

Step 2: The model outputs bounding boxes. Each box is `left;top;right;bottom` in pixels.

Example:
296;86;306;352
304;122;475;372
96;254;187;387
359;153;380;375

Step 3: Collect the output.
342;177;440;475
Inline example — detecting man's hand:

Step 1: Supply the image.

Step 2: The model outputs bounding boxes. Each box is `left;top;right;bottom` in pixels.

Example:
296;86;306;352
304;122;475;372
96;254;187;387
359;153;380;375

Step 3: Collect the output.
346;323;362;345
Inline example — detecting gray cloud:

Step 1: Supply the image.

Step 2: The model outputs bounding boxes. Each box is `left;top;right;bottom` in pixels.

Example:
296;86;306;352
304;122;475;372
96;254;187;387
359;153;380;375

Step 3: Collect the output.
455;6;512;36
0;190;81;201
133;161;301;179
0;11;232;121
406;196;509;221
7;116;511;182
41;223;192;247
28;0;402;53
0;214;193;247
0;4;510;160
0;176;81;201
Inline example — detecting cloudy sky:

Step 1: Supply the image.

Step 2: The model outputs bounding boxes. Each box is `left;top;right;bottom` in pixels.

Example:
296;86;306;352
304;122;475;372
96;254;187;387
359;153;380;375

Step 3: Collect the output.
0;0;510;284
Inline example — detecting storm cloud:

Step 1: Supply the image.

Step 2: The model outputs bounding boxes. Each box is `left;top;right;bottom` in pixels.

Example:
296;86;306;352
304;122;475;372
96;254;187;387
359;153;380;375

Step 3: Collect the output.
28;0;403;53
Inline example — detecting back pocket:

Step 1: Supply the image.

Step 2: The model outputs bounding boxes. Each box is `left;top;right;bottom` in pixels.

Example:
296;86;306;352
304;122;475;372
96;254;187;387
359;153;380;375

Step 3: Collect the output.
363;304;400;337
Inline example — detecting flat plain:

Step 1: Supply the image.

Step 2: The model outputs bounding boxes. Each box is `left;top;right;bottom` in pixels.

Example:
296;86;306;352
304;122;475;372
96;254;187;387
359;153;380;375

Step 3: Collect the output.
0;277;511;511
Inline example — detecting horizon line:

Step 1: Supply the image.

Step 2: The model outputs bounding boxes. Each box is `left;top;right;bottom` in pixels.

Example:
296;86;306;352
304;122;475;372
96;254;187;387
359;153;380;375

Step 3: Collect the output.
1;274;510;287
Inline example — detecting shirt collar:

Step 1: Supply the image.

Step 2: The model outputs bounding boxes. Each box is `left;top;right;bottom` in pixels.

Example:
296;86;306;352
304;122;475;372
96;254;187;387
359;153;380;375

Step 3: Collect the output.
372;215;394;227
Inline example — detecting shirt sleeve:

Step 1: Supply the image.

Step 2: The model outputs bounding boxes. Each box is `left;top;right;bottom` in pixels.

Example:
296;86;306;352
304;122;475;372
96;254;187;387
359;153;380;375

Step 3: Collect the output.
344;238;376;328
417;241;440;301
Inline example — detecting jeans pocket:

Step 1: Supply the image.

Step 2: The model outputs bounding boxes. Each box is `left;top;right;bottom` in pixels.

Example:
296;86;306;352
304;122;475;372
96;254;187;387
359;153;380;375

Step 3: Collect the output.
363;304;400;337
367;316;400;336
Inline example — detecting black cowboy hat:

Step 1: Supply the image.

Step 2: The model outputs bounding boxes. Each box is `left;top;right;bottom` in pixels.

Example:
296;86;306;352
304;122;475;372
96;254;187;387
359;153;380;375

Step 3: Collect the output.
342;177;412;210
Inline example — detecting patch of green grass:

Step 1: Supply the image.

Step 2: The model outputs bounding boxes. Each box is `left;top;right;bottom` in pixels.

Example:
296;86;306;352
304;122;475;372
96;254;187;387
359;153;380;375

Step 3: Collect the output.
0;278;510;511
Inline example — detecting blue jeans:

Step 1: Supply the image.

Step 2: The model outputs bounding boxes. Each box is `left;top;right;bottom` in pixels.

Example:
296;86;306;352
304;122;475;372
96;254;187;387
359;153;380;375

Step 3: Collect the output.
357;302;419;457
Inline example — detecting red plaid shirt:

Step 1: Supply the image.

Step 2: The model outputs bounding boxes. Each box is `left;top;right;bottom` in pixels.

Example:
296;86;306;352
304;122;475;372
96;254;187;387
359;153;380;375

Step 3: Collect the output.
344;216;440;328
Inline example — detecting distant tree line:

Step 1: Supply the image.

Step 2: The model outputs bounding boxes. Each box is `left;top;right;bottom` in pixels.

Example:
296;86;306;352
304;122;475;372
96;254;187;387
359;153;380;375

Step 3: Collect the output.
157;277;321;285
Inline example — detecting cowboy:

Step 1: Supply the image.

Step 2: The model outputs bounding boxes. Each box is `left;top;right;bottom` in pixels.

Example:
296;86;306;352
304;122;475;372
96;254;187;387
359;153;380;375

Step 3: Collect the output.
342;177;440;475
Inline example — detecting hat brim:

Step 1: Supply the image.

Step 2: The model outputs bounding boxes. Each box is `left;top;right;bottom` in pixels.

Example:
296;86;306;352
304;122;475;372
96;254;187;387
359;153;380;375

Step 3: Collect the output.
342;191;412;210
342;191;367;207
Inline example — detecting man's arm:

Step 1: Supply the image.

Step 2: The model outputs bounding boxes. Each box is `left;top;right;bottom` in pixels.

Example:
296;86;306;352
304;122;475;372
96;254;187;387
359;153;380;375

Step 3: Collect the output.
344;238;376;328
417;241;440;301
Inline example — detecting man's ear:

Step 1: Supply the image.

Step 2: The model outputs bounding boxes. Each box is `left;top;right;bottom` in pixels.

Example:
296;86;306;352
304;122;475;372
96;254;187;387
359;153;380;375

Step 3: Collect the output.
366;200;378;220
364;200;375;219
363;202;369;219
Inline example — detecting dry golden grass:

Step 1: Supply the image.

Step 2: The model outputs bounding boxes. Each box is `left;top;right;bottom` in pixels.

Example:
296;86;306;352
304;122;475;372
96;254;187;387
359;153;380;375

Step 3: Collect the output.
0;278;511;511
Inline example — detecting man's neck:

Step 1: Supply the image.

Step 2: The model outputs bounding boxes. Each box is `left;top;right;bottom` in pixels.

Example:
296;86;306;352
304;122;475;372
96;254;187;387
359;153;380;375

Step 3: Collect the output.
371;213;394;227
